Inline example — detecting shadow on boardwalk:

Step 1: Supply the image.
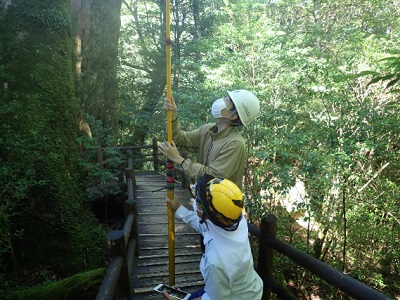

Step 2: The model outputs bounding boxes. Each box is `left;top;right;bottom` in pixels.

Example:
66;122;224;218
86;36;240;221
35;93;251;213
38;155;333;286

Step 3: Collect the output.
131;171;204;299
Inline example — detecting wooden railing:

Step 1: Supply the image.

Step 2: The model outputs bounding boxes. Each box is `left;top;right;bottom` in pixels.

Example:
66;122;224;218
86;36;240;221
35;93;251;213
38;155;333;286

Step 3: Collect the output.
249;215;393;300
94;143;187;300
94;141;393;300
95;150;139;300
100;139;189;188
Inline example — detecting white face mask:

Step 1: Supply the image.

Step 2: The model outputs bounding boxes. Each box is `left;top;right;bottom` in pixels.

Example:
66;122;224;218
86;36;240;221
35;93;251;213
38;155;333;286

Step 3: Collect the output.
211;98;227;119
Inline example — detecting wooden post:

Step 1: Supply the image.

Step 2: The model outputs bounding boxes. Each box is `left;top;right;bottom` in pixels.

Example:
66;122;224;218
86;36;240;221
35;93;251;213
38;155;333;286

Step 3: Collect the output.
125;149;139;256
125;169;136;208
257;214;277;300
126;150;137;199
152;138;159;172
107;230;131;299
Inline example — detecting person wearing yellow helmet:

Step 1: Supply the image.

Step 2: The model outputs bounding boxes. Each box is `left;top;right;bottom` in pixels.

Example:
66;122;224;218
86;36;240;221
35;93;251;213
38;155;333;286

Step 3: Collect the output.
159;89;260;190
164;174;263;300
193;175;244;231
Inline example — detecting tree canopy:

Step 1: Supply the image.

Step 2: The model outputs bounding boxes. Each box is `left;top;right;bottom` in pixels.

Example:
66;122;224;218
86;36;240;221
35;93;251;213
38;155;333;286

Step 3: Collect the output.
118;0;400;297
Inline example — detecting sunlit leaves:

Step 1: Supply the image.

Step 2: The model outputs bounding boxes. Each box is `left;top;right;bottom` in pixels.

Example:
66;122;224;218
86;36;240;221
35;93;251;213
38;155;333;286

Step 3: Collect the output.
118;0;400;295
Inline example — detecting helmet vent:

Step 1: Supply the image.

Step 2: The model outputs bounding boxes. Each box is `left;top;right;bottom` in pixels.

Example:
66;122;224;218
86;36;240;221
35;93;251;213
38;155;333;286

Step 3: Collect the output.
232;199;243;208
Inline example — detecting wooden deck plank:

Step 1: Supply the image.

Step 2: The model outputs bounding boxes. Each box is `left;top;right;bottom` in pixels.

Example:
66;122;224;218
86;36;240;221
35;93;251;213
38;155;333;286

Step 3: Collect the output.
131;171;203;299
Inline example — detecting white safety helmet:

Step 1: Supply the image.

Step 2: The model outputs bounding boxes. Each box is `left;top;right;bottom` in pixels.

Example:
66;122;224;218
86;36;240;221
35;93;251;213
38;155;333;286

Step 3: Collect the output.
227;89;260;126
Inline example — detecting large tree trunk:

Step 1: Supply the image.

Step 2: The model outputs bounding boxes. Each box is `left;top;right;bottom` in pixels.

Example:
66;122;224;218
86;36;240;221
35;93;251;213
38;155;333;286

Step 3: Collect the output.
0;0;103;277
70;0;122;138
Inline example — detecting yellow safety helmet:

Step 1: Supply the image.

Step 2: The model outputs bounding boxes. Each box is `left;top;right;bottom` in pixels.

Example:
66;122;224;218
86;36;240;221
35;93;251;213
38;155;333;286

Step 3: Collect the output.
194;175;243;230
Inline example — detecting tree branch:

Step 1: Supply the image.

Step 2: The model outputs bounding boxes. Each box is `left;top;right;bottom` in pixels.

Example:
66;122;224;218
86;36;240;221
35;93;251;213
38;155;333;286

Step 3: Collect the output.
387;212;400;226
358;162;390;193
120;60;151;74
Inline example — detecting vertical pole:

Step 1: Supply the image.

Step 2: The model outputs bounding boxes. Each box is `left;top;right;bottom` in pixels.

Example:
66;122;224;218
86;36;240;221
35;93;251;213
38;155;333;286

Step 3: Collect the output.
166;161;175;286
165;0;175;286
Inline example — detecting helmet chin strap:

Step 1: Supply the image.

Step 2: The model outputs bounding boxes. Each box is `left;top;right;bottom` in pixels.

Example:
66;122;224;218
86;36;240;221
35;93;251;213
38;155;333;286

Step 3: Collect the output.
214;119;230;125
200;212;207;224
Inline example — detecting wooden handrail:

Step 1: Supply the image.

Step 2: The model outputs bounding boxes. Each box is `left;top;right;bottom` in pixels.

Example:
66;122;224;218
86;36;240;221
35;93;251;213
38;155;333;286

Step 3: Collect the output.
95;149;139;300
249;215;393;300
96;256;124;300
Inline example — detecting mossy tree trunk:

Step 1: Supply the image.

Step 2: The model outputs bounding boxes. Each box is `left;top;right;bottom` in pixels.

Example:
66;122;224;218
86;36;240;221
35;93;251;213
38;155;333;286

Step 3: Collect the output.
0;0;103;279
71;0;122;140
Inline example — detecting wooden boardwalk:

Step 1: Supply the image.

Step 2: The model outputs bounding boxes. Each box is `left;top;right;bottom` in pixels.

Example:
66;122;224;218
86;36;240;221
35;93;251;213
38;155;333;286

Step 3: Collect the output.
131;171;204;299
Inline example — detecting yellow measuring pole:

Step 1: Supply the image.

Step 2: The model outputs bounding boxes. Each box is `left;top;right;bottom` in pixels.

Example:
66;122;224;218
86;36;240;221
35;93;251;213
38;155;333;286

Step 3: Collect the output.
165;0;175;287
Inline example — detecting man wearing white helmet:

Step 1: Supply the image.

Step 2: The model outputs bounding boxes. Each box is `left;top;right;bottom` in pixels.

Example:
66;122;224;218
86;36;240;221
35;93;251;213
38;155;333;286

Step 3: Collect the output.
159;89;260;190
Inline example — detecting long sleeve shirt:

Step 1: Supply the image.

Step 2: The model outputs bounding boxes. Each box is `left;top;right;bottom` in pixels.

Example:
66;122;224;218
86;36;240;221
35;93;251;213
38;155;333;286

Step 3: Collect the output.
175;206;263;300
172;119;246;189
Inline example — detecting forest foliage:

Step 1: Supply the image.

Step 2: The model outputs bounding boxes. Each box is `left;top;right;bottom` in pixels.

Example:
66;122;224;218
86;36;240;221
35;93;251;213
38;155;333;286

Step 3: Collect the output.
0;0;399;299
118;0;400;298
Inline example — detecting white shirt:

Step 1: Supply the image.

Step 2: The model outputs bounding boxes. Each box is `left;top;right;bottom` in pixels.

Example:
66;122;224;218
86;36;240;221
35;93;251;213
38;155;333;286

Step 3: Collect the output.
175;206;263;300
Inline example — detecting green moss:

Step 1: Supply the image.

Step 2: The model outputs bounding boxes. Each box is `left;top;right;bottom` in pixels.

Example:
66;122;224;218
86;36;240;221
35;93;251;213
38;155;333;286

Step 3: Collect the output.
0;0;104;280
30;9;70;30
2;268;106;300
